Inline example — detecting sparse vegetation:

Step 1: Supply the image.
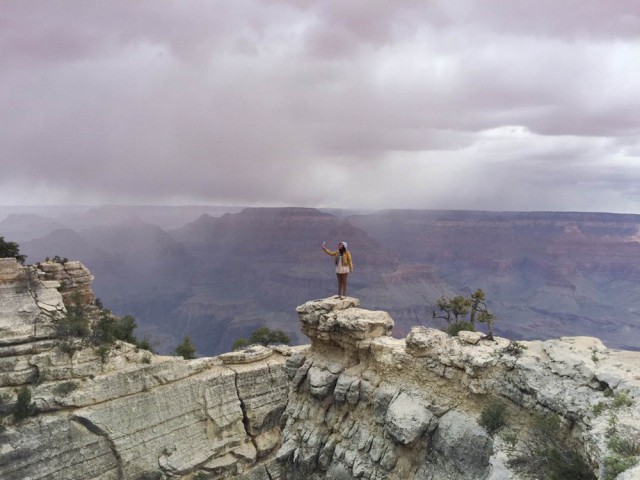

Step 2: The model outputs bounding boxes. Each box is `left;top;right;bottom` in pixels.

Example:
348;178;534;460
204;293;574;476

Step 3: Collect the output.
45;255;68;264
504;411;596;480
92;313;137;345
604;433;640;480
0;236;26;264
447;321;475;336
175;336;197;359
55;291;90;340
232;326;291;350
232;338;250;350
603;455;637;480
501;340;527;357
96;345;110;364
479;398;508;435
13;386;37;421
433;289;495;338
52;381;78;397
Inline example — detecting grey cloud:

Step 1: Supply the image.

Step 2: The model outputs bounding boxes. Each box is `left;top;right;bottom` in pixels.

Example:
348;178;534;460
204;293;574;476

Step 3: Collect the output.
1;1;640;211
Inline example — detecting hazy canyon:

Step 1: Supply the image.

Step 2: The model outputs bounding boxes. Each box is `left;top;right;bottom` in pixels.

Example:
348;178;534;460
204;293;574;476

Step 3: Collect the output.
1;257;639;479
2;205;640;355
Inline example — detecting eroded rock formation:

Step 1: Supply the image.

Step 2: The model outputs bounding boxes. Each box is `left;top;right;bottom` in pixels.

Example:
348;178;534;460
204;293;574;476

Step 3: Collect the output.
1;259;639;479
0;259;293;479
278;297;640;479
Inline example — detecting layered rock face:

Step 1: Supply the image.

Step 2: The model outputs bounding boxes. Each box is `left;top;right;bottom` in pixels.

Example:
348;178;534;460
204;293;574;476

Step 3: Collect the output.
1;258;639;479
278;297;640;479
0;259;295;479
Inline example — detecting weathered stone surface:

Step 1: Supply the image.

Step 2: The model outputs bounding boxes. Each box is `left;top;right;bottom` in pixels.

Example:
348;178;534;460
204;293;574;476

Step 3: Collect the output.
277;297;640;480
384;391;435;445
0;415;119;480
38;260;95;307
219;344;273;364
423;410;493;479
0;259;61;346
229;355;295;435
0;260;295;480
297;296;393;349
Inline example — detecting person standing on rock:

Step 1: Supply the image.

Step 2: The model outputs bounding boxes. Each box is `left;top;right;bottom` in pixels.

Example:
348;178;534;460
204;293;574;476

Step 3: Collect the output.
321;241;353;299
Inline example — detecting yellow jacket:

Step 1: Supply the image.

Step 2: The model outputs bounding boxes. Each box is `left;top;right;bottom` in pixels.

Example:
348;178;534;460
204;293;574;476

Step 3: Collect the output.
322;247;353;272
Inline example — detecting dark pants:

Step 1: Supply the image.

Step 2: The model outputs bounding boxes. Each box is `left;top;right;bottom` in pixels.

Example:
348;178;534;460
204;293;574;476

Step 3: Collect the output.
336;273;349;298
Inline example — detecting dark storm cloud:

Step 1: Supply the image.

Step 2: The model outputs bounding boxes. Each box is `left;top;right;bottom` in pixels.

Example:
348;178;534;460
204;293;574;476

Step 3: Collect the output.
1;1;639;211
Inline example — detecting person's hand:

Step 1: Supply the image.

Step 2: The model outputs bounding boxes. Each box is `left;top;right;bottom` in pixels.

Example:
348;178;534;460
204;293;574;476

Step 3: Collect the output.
321;241;326;247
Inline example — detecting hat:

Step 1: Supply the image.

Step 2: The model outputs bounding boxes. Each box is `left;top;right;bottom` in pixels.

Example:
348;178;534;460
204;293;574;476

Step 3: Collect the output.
340;241;348;250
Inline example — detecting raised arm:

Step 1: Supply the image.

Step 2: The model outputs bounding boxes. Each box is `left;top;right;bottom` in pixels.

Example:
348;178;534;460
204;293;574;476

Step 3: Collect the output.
321;242;337;256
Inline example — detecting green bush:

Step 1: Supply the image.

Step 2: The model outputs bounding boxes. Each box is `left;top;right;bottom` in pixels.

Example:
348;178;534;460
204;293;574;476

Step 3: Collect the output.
135;338;154;352
447;321;475;337
608;434;640;457
612;392;634;409
175;336;197;359
96;345;110;364
92;314;137;345
0;237;26;264
479;399;508;435
541;446;596;480
249;327;291;345
13;386;36;421
56;292;90;339
592;401;607;416
232;326;291;351
232;338;250;351
604;454;638;480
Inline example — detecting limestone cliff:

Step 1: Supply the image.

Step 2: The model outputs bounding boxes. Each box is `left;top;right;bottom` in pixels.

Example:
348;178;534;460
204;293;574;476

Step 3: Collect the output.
0;258;293;479
280;297;640;479
0;259;639;479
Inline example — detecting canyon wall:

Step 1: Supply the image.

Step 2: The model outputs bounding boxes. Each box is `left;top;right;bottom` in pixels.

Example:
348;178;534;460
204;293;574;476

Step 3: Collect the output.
1;258;639;479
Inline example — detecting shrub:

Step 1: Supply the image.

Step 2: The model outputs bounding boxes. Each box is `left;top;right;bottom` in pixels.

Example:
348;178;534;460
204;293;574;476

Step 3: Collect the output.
232;338;250;351
249;327;291;345
532;412;561;440
479;399;508;435
96;345;110;364
604;455;638;480
92;314;137;345
13;386;37;421
447;321;475;337
175;336;197;359
56;292;90;339
52;381;78;397
612;392;634;409
136;338;154;353
232;326;291;351
608;435;640;457
541;446;596;480
592;401;607;417
58;340;81;358
0;237;26;264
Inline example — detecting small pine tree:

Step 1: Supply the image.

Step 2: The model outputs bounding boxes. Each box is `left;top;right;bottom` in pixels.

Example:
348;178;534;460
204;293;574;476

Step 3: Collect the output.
175;336;197;359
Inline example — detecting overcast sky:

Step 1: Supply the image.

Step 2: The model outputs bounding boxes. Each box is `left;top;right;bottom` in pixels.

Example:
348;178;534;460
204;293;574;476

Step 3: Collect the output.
2;1;640;212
